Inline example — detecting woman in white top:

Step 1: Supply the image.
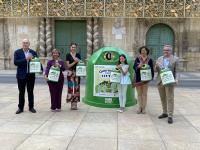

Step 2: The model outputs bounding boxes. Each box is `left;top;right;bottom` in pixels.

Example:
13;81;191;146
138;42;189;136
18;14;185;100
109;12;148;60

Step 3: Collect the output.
116;54;131;113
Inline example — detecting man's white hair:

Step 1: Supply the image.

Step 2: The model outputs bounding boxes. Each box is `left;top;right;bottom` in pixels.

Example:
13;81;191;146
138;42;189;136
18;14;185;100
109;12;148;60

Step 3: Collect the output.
163;45;172;51
22;39;30;43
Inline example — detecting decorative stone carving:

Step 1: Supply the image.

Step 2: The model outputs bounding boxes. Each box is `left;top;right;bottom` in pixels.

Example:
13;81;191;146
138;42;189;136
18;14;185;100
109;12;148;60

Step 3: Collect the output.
12;0;29;17
3;19;10;69
29;0;46;17
0;1;200;18
112;18;126;40
125;0;143;17
105;0;124;17
46;18;52;57
86;0;104;17
67;0;85;16
48;0;66;16
0;1;12;17
93;18;99;52
39;18;45;57
145;0;164;17
86;18;93;57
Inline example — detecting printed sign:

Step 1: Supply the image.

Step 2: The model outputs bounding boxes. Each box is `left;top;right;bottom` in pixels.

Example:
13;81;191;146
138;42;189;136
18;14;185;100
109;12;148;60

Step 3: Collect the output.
29;62;41;73
48;67;60;82
160;70;175;85
110;71;120;83
93;65;119;97
76;65;86;76
140;69;152;81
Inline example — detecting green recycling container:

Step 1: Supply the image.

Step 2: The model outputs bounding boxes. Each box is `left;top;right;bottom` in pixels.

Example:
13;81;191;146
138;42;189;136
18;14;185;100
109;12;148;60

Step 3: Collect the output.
83;47;137;108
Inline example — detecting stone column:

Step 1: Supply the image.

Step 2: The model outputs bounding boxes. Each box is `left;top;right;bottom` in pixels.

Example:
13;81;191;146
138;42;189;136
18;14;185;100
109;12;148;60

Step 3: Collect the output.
46;18;52;57
0;19;4;69
39;18;46;57
38;18;47;65
2;19;10;69
86;18;93;58
93;18;99;52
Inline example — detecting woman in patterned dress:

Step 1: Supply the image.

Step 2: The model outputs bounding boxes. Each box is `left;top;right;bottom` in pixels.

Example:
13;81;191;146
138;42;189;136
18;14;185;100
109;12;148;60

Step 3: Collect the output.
66;43;81;110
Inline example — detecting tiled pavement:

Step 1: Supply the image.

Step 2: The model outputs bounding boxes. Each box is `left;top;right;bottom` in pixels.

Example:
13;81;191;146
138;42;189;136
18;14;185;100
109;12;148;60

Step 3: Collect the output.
0;71;200;150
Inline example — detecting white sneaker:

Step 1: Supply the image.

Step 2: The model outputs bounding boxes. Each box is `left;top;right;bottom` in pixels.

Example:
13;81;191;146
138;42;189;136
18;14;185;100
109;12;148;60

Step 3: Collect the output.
119;109;123;113
56;109;61;112
117;108;123;113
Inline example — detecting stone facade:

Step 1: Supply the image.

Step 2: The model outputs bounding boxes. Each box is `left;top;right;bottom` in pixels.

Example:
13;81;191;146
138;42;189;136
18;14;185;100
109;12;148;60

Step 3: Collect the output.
0;18;40;69
0;18;200;71
102;18;200;71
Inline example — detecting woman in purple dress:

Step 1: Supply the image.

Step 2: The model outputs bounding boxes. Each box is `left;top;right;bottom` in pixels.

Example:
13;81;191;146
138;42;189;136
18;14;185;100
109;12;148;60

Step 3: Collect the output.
44;49;65;112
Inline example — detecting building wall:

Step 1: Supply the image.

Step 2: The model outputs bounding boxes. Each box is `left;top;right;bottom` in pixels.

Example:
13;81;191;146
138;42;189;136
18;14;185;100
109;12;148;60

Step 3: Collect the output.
0;18;200;71
0;18;40;69
0;19;10;69
0;19;5;69
182;19;200;71
102;18;137;58
102;18;200;71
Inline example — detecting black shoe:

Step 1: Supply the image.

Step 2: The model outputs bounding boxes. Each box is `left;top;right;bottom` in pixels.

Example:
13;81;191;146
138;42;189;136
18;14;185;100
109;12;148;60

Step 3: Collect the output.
158;113;168;119
168;117;173;124
29;108;36;113
16;109;23;114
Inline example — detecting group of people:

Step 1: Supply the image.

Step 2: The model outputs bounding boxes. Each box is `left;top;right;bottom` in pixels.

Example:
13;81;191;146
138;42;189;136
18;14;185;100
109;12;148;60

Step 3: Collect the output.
118;45;178;124
14;39;81;114
14;38;178;124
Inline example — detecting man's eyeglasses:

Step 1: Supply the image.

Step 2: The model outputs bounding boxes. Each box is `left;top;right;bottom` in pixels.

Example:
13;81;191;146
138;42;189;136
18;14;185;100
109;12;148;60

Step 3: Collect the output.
71;47;76;48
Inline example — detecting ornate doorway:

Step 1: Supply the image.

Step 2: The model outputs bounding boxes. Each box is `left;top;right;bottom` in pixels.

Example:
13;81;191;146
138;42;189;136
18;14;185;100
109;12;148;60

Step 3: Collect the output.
146;23;175;61
55;20;87;61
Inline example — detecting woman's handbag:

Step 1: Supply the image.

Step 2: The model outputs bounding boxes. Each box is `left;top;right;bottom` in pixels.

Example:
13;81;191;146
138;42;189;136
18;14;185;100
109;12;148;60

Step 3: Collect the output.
48;66;60;82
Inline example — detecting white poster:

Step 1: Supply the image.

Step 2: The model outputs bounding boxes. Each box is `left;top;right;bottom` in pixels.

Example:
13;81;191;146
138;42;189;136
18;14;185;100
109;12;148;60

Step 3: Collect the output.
112;18;126;40
18;25;28;33
93;65;119;97
29;62;41;73
115;34;122;39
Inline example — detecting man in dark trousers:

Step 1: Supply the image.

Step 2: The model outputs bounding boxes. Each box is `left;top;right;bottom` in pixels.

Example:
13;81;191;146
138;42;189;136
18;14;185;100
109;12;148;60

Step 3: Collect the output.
14;39;38;114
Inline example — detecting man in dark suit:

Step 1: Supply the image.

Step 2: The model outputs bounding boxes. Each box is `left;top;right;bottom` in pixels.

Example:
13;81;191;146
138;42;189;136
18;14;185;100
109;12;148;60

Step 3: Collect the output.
14;39;38;114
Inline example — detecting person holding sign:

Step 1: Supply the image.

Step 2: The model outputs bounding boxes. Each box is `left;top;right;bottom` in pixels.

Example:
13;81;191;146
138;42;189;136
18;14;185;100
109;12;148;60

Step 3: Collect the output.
116;54;131;113
66;43;81;110
155;45;179;124
14;39;39;114
44;49;65;112
133;46;154;114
